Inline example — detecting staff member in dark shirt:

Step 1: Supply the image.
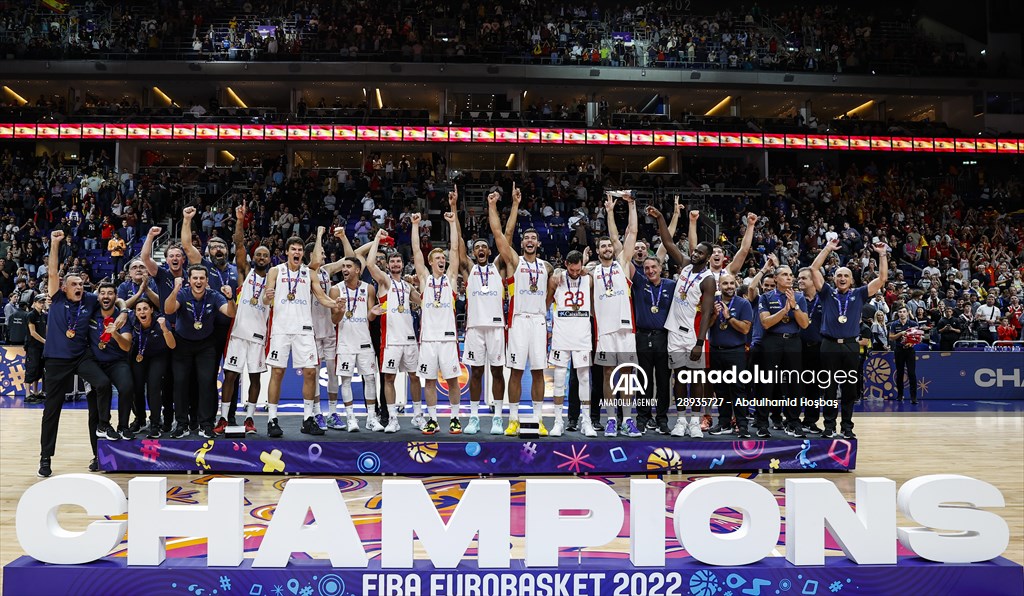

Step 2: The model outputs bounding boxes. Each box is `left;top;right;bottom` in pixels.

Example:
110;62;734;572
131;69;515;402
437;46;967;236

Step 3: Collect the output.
128;298;176;438
88;282;135;442
164;265;236;439
633;206;678;434
797;267;824;434
24;294;47;401
116;258;160;310
757;265;809;438
708;273;752;438
936;307;962;352
810;239;888;438
141;224;186;432
38;230;125;478
888;306;920;404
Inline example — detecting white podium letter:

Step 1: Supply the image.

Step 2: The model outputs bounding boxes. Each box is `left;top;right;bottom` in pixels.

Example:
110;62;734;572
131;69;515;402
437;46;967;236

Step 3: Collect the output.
897;474;1009;563
127;477;244;566
630;479;666;567
786;477;896;565
673;477;779;566
254;479;366;567
381;479;510;568
525;479;623;567
16;475;127;564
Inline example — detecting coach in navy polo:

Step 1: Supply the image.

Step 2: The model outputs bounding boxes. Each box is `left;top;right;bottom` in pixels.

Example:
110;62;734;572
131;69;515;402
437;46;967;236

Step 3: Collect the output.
708;272;752;438
811;238;889;439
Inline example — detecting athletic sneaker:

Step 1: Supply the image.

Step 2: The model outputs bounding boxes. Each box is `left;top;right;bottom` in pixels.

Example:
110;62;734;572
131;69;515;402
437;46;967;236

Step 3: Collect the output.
213;417;229;436
326;413;345;430
346;417;360;432
384;417;400;433
656;421;671;435
267;418;284;438
170;425;188;439
161;420;173;433
423;419;439;435
789;425;807;438
37;457;51;478
700;414;713;431
802;424;823;435
97;424;119;441
244;417;257;435
147;424;162;439
550;418;565;437
604;419;618;437
565;418;579;432
756;428;771;439
490;416;504;435
579;416;598;437
504;419;520;437
301;417;325;436
820;428;836;438
464;416;480;435
841;429;857;439
621;418;643;438
709;424;733;435
449;418;463;434
537;419;548;437
670;418;688;437
366;414;385;432
771;421;784;431
88;457;98;472
197;427;213;439
410;412;426;430
129;418;144;434
687;419;704;438
119;428;135;441
736;426;752;439
314;414;327;431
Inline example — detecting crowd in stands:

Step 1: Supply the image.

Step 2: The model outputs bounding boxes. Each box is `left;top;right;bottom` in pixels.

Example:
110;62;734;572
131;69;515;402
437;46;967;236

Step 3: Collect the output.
2;0;1014;77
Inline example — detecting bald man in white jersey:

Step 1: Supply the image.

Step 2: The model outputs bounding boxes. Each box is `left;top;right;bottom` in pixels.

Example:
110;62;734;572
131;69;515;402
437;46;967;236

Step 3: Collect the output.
488;185;553;436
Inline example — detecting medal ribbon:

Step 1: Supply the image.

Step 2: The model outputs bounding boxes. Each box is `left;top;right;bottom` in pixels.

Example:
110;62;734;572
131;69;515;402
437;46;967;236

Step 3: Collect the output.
526;259;539;289
394;279;406;308
719;295;736;325
679;268;701;297
345;284;357;312
249;273;266;302
191;290;207;325
568;274;582;307
646;280;664;308
284;266;299;297
66;300;83;334
430;275;446;305
477;264;490;289
601;263;616;293
135;323;149;359
834;290;851;320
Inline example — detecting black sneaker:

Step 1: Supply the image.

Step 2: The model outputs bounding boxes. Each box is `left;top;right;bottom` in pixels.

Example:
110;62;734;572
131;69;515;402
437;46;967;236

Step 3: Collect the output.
656;421;671;434
97;425;119;441
37;457;52;478
422;419;439;435
161;419;173;433
565;418;579;432
911;398;918;405
636;416;651;432
147;424;162;439
189;425;199;434
300;417;325;436
756;427;771;439
228;417;238;426
820;428;836;438
645;418;658;431
89;458;99;472
709;424;733;435
841;429;857;439
789;425;807;438
736;426;752;439
119;428;135;441
268;418;284;438
129;419;144;434
802;424;823;435
771;421;784;431
170;425;188;439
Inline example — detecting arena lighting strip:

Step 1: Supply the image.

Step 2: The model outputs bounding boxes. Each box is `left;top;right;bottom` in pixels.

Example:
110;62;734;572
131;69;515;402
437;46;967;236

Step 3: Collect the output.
2;123;1020;153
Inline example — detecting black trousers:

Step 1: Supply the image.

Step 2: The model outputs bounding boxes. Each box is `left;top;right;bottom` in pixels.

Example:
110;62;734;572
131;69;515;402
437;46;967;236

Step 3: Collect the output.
568;362;601;424
801;340;822;425
710;345;747;429
370;318;387;422
131;352;170;426
894;347;917;399
821;339;860;432
40;354;111;458
24;345;44;385
748;343;782;426
92;359;135;431
636;329;671;424
172;337;219;430
756;334;802;429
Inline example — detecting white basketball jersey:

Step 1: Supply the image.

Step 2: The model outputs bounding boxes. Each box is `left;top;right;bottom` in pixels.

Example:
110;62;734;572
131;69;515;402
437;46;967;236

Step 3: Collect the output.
271;263;313;334
551;273;592;351
420;274;457;342
336;281;373;353
593;261;634;336
311;267;335;339
466;262;504;329
382;276;416;346
509;256;548;318
664;265;712;333
230;268;271;343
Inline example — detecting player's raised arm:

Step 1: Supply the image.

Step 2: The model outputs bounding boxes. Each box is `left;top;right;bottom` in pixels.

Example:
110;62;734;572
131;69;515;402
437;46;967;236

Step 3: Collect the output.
620;192;638;273
727;212;757;275
233;202;250;279
47;229;64;297
605;193;622;255
411;212;427;278
649;206;688;268
365;229;391;290
309;226;327;270
810;239;837;292
445;211;461;286
687;209;699;255
868;242;889;296
181;206;202;265
141;225;162;276
488;191;518;265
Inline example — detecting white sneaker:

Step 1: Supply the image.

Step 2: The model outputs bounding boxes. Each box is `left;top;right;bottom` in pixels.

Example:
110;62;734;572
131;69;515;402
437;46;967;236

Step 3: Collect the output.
410;412;426;430
687;419;704;438
580;416;598;437
384;417;400;433
670;418;688;437
550;418;565;437
366;414;385;432
346;417;360;432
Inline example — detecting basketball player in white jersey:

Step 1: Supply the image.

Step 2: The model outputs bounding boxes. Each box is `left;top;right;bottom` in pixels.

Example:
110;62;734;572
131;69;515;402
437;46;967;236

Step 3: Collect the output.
366;229;425;428
263;237;340;437
547;250;597;437
329;255;382;432
216;203;271;436
411;211;463;434
488;186;553;436
656;211;717;438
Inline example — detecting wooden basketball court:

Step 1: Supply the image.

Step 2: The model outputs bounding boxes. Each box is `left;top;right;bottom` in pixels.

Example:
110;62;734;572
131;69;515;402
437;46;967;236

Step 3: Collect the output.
1;408;1020;592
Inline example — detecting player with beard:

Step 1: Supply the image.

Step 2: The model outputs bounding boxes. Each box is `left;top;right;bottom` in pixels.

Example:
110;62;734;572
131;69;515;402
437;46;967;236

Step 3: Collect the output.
116;259;159;311
707;273;753;438
182;206;240;424
141;225;186;432
38;230;125;478
654;220;716;438
449;187;515;435
412;211;464;435
488;186;553;436
329;252;382;432
594;192;641;437
88;282;136;441
216;203;272;436
811;239;888;438
128;298;176;439
547;250;596;436
165;265;237;438
263;238;340;437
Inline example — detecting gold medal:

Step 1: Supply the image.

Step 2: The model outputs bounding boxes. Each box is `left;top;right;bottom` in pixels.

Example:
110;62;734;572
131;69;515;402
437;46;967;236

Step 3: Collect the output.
66;329;76;339
136;354;144;363
345;310;354;319
720;322;728;330
782;316;790;324
481;285;490;293
651;306;659;314
98;341;107;350
397;305;405;313
838;315;848;324
530;284;538;292
605;288;614;297
434;300;441;308
250;297;258;306
194;321;203;330
572;303;580;311
287;292;296;301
